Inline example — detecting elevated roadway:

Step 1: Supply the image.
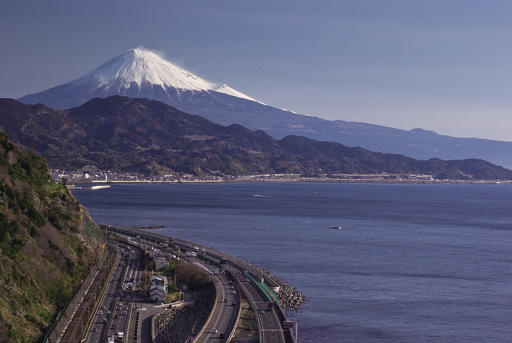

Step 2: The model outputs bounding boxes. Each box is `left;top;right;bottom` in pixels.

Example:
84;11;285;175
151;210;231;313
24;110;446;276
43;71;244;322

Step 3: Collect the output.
191;261;240;343
103;225;295;343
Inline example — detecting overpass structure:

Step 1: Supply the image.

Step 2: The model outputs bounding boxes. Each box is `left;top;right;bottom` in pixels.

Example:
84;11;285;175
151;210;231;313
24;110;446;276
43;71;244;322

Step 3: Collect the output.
102;225;296;343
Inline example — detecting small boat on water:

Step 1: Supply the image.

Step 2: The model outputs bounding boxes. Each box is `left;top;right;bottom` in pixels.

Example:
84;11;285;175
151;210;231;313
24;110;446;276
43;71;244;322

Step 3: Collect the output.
330;226;342;230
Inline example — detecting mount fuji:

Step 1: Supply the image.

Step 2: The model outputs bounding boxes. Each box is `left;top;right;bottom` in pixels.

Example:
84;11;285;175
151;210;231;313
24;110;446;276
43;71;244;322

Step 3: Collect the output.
19;47;260;109
18;47;512;168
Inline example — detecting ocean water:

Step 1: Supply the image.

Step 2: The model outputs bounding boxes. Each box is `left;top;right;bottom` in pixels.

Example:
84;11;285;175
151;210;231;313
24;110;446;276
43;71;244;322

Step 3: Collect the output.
74;183;512;342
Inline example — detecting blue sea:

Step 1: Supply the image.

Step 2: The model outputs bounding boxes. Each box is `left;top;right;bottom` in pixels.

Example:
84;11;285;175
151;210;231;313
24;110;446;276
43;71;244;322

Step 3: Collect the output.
74;182;512;342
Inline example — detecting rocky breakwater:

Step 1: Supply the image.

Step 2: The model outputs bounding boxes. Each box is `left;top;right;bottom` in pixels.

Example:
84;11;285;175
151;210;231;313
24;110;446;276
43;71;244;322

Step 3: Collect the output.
260;269;306;311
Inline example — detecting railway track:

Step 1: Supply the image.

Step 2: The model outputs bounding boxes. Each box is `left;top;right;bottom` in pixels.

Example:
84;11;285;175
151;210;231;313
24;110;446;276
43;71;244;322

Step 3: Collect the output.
58;244;118;342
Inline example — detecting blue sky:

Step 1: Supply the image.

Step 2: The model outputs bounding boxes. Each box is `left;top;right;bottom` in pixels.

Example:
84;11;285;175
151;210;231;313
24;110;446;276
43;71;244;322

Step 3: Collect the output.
1;1;512;141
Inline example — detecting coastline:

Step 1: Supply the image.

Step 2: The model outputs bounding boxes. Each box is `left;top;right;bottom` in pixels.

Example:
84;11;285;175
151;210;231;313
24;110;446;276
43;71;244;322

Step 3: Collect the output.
55;168;512;186
68;176;512;186
77;183;512;343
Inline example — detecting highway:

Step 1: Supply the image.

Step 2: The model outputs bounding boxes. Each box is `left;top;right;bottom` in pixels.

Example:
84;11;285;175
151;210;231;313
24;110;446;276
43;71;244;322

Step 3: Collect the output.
223;263;288;343
169;239;291;343
102;225;295;343
192;261;240;343
84;241;143;343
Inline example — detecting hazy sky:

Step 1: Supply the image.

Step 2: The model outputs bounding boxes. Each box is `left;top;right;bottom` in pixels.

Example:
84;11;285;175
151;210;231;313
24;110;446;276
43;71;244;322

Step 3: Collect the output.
2;1;512;141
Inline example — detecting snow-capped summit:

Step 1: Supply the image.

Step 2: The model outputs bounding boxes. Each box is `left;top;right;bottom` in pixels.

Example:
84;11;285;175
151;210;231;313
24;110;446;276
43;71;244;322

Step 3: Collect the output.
19;47;257;109
74;47;215;92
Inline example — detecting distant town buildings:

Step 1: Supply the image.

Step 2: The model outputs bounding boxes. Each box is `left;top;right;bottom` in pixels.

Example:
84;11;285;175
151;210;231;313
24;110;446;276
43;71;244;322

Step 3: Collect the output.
51;167;506;184
50;167;200;183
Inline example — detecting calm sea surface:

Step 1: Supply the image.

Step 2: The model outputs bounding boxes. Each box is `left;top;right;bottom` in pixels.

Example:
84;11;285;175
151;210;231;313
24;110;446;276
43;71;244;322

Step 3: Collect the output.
74;183;512;342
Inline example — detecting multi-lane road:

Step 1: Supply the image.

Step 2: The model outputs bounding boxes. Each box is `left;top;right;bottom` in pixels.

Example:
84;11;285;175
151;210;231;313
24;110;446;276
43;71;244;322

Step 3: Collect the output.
192;262;239;342
85;241;143;343
93;226;294;343
171;237;293;343
220;260;290;343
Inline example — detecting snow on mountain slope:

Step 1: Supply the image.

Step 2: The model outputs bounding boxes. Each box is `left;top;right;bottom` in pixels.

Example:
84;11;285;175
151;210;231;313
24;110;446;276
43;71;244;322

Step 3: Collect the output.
17;47;512;169
69;47;259;103
19;47;262;109
214;84;263;103
73;47;215;91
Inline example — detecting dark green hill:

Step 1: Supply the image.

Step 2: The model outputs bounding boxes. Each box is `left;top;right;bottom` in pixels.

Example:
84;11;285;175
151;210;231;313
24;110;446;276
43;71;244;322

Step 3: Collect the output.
1;96;511;180
0;132;101;342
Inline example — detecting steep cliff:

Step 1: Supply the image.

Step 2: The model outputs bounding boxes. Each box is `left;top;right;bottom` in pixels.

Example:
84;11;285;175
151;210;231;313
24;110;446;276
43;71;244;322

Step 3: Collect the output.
0;132;101;342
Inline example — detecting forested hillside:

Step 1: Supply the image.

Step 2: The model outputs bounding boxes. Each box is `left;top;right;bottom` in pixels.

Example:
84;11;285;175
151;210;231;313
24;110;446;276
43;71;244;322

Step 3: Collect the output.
0;132;101;342
1;97;512;180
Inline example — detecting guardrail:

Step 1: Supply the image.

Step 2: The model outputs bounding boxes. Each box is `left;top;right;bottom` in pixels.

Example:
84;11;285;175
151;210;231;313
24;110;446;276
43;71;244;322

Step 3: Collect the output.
101;225;294;343
243;271;280;304
224;270;242;342
236;279;264;342
191;270;220;343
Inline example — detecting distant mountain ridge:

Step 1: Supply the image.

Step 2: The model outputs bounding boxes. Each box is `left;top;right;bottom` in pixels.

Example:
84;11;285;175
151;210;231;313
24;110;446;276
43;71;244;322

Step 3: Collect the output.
1;96;511;181
17;47;512;168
